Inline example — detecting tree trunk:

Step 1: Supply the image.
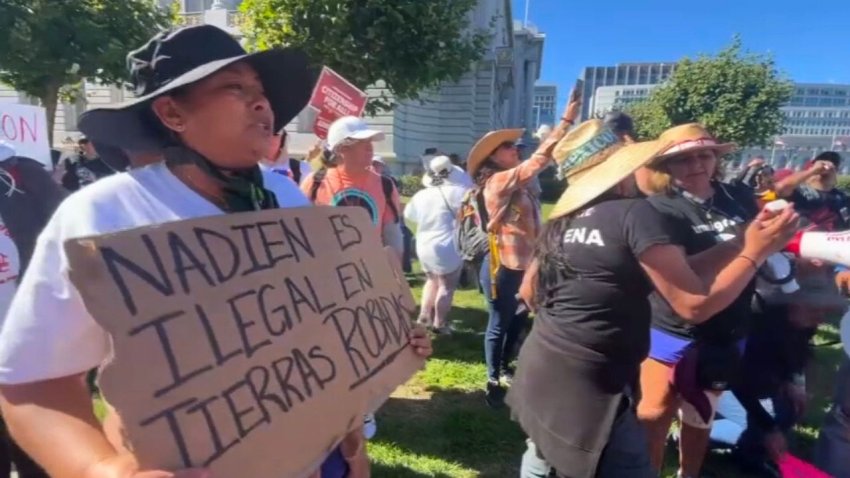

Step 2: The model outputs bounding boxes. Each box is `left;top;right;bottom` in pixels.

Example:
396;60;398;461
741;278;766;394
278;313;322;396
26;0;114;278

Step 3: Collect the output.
41;84;60;148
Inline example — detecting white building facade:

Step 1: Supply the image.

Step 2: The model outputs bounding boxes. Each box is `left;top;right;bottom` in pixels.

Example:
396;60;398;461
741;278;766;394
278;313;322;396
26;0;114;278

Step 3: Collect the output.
580;62;676;120
590;84;658;118
532;84;557;131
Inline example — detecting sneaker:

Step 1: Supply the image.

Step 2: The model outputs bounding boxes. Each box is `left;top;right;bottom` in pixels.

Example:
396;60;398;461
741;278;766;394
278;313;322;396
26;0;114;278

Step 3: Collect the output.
500;366;516;385
485;380;506;408
363;413;377;439
431;325;453;336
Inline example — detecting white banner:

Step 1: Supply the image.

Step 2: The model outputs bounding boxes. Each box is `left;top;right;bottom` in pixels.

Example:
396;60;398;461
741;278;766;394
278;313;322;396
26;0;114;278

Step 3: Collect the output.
0;104;51;169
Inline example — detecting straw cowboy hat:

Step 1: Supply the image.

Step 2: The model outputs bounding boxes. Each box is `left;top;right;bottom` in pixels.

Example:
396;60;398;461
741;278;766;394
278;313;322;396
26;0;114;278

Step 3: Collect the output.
655;123;737;161
466;128;524;177
422;155;467;187
548;119;671;219
79;24;317;151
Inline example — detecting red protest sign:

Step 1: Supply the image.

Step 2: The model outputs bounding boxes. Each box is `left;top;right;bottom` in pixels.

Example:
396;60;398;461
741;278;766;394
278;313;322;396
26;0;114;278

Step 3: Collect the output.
308;67;368;139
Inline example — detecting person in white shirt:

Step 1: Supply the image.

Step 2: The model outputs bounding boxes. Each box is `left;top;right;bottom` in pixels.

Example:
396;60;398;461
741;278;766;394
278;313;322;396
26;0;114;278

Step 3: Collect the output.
261;128;313;184
405;155;471;334
0;25;431;478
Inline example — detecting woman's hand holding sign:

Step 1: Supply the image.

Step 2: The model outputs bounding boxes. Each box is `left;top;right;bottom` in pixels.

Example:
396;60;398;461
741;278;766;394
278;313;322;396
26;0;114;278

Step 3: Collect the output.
409;325;433;359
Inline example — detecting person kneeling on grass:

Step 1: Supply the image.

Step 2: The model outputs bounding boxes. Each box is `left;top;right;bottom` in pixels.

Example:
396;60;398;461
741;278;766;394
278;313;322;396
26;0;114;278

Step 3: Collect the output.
0;25;432;478
709;268;847;476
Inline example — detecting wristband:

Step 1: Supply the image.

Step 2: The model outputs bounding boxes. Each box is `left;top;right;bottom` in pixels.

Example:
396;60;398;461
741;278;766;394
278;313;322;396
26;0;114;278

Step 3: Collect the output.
560;117;574;124
736;254;759;271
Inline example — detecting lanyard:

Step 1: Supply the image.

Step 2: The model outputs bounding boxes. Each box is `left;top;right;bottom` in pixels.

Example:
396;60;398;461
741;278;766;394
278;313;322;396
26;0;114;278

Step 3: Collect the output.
675;182;750;225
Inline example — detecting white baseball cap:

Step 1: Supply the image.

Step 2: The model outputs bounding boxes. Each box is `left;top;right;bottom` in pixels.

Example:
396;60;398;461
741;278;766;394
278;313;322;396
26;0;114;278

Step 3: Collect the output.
327;116;385;150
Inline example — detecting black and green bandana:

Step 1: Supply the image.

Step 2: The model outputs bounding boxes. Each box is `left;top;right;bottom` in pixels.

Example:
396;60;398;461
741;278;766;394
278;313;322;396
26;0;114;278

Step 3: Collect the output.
164;146;279;212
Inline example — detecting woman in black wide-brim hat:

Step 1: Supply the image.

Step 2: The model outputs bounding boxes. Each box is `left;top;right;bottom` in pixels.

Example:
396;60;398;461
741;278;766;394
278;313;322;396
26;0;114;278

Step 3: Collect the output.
0;25;432;478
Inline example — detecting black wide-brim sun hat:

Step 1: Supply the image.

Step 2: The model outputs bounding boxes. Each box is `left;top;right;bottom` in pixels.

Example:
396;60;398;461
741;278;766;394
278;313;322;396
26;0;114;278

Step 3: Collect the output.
79;24;318;151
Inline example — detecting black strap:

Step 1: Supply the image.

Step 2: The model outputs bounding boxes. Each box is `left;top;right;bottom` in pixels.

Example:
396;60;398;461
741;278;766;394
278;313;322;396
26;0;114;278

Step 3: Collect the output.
381;175;400;223
310;168;399;223
289;158;301;184
309;167;328;202
436;186;453;215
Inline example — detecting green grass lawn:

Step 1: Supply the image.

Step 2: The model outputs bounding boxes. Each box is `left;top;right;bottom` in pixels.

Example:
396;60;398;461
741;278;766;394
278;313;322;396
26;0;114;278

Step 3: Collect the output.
371;201;845;477
368;274;844;477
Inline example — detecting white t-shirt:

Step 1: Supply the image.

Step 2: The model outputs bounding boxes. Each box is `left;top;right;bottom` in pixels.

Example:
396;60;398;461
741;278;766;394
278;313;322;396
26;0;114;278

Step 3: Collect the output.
0;223;20;320
0;162;309;384
260;159;313;185
404;184;468;274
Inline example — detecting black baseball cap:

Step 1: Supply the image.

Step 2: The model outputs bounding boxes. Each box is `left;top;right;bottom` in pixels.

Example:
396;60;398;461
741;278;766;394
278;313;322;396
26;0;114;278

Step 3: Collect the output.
814;151;842;167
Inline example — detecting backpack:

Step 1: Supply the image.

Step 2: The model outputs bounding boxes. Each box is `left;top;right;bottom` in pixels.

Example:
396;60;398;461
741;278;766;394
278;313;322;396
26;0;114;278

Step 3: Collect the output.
309;168;399;223
288;158;302;184
455;187;491;262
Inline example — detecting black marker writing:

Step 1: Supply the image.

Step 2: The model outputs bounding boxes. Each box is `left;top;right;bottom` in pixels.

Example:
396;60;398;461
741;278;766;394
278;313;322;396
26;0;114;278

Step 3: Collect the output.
100;234;174;316
329;214;362;251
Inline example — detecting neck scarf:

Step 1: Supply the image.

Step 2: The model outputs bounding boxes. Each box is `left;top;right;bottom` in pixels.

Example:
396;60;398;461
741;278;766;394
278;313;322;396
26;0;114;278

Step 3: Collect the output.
164;146;279;212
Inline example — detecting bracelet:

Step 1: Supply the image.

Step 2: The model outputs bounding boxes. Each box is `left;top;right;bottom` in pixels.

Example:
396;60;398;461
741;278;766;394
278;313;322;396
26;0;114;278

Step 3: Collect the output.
736;254;759;271
561;117;574;124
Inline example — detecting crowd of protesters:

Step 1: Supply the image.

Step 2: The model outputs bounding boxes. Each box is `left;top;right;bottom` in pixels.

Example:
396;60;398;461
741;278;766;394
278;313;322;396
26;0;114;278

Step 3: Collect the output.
0;22;847;478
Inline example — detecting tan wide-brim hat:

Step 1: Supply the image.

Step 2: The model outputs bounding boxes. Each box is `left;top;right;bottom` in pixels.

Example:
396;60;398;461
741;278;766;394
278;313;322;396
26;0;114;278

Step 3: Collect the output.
549;120;671;220
653;123;737;164
466;128;524;177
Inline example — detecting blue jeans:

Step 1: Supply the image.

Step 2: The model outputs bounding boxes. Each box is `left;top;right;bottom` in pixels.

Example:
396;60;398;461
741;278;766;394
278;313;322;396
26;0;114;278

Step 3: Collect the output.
520;400;654;478
480;255;527;382
710;390;795;464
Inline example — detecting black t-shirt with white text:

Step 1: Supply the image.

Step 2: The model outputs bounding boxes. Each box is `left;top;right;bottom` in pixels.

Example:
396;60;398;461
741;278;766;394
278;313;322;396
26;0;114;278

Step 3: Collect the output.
648;182;759;343
534;198;673;370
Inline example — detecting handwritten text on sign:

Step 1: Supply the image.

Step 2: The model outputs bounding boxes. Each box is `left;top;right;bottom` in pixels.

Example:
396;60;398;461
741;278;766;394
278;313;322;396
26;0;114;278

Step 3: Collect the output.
65;207;422;478
0;104;50;169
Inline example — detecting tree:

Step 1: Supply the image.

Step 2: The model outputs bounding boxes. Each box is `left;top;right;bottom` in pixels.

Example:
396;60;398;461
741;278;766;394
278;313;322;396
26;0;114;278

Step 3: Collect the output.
239;0;489;114
0;0;171;144
626;36;794;148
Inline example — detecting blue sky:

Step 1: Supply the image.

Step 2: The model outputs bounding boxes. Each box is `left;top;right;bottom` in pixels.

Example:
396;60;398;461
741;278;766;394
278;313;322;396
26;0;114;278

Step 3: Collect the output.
513;0;850;109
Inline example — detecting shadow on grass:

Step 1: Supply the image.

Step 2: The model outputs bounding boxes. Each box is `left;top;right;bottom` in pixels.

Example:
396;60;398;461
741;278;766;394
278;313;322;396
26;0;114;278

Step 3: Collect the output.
374;389;525;477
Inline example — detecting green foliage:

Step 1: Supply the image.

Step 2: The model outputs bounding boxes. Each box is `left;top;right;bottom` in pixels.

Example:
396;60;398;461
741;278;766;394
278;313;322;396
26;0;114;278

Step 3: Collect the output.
837;175;850;195
398;174;424;197
0;0;171;141
626;36;794;147
239;0;489;114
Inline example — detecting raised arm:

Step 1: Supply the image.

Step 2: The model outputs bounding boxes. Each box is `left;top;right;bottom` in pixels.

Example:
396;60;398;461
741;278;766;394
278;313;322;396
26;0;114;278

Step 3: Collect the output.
774;160;832;198
487;84;582;198
640;207;798;323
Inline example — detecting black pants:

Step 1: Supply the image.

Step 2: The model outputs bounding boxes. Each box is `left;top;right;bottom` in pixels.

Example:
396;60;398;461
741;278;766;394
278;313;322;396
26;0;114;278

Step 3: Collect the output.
0;418;47;478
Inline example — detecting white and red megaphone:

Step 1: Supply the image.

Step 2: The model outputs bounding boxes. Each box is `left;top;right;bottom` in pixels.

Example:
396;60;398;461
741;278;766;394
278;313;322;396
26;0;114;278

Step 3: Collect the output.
763;199;850;267
784;229;850;268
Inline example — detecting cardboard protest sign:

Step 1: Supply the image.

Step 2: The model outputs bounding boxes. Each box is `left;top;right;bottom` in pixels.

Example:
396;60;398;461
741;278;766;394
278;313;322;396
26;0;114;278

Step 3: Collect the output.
308;67;368;139
64;206;423;478
0;104;50;169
